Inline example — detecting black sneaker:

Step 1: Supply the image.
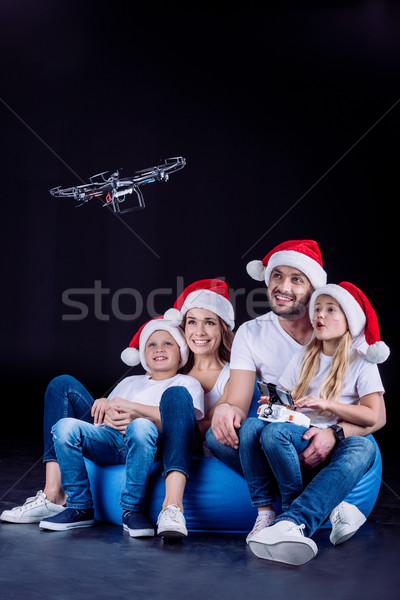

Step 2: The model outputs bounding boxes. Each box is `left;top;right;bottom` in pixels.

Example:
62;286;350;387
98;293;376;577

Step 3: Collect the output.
39;508;95;531
122;510;155;537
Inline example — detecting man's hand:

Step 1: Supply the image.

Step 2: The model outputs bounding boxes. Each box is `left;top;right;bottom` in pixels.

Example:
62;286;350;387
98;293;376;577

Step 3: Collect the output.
210;403;243;449
299;427;336;469
91;398;109;425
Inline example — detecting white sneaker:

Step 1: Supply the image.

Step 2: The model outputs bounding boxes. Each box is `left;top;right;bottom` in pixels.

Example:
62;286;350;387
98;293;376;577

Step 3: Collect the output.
329;501;366;545
157;504;188;538
248;520;318;566
0;491;66;524
246;510;276;544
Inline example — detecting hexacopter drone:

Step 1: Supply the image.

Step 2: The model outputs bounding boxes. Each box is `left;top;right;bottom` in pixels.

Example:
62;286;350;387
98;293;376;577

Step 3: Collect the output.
49;156;186;214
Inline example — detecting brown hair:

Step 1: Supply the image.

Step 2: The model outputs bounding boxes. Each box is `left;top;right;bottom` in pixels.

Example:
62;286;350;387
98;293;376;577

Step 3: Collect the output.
180;315;234;375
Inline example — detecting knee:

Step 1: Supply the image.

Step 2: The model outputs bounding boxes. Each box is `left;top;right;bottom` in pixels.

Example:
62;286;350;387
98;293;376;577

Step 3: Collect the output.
238;417;265;444
125;418;158;445
340;435;376;465
46;374;78;397
261;422;294;449
52;417;80;443
159;386;193;414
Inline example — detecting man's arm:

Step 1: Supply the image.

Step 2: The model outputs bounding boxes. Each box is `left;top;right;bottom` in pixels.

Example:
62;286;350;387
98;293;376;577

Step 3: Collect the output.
210;369;256;448
299;395;386;469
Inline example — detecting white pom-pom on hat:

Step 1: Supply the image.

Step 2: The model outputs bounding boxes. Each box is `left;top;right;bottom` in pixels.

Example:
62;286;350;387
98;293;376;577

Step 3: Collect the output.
246;260;265;281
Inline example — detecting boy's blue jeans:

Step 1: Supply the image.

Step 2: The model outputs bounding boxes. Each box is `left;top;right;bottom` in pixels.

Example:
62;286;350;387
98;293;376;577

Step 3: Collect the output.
238;417;377;537
46;375;202;511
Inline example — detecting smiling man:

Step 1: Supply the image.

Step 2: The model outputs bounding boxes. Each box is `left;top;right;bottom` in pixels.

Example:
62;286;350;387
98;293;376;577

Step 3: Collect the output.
207;239;386;564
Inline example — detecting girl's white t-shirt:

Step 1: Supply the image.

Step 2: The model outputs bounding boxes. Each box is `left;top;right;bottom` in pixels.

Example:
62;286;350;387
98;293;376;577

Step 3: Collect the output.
230;312;305;384
108;374;204;419
279;348;385;428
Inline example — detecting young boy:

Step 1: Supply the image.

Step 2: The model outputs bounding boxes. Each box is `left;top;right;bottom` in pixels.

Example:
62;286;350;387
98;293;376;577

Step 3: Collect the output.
39;314;204;536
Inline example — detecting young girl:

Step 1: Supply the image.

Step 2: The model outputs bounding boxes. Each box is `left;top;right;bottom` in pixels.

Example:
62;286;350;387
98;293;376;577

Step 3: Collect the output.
264;281;389;516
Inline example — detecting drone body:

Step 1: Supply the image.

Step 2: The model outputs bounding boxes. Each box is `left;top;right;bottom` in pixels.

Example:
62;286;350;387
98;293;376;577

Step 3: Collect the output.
49;156;186;214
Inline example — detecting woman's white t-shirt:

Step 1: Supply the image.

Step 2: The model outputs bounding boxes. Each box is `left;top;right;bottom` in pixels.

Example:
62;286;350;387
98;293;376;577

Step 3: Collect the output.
279;348;385;428
108;374;204;419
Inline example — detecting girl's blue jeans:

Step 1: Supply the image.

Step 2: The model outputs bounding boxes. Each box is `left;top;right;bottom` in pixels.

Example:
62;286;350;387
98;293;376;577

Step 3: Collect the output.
45;375;202;511
238;417;377;536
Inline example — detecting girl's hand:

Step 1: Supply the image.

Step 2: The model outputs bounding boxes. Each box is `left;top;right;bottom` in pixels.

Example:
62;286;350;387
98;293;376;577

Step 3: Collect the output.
258;395;270;405
294;395;330;411
91;398;109;425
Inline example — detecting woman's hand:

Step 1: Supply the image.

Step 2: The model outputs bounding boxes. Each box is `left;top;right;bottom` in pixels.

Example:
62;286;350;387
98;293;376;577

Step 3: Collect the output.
91;398;109;425
294;395;330;412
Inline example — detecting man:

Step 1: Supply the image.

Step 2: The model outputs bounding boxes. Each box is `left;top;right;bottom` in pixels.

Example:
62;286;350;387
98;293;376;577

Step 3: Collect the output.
207;239;386;565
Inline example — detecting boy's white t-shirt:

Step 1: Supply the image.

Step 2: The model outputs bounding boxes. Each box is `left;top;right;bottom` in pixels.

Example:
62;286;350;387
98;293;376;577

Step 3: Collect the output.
279;348;385;428
230;312;305;384
108;374;204;419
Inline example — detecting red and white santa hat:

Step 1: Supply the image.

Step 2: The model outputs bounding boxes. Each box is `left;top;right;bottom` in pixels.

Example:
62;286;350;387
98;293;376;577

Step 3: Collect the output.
246;239;327;290
120;312;189;371
309;281;390;364
164;279;235;330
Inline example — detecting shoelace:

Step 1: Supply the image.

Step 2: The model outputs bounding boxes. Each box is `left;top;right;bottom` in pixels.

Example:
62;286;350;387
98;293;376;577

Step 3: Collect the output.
12;491;45;511
330;504;346;525
291;523;306;536
159;505;181;523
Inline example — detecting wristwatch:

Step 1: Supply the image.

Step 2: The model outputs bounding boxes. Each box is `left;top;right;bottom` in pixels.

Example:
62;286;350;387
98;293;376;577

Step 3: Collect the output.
329;424;345;443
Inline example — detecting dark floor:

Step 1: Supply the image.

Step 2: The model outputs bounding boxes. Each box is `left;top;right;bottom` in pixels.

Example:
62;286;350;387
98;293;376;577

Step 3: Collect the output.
1;436;399;600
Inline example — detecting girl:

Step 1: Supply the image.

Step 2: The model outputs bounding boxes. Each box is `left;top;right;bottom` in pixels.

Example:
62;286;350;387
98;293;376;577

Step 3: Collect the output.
240;281;389;547
261;281;388;516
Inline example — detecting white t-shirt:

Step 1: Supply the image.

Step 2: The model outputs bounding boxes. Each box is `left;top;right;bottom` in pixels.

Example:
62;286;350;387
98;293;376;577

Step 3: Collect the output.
108;374;204;419
279;348;385;428
230;312;305;384
203;363;230;415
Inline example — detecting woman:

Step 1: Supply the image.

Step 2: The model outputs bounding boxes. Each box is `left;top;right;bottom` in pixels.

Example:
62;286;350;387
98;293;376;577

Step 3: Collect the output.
1;279;236;539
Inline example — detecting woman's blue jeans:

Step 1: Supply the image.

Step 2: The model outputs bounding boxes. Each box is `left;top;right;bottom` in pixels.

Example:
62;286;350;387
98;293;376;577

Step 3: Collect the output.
239;417;377;536
47;375;202;511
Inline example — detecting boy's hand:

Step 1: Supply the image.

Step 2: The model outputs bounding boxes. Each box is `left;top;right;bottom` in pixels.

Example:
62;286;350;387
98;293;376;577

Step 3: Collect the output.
91;398;109;425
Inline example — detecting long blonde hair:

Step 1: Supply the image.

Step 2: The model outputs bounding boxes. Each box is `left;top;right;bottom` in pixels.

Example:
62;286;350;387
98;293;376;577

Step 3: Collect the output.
291;330;352;403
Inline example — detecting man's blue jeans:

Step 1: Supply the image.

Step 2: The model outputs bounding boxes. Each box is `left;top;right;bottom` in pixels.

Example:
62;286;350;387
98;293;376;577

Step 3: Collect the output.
48;375;202;511
239;417;377;537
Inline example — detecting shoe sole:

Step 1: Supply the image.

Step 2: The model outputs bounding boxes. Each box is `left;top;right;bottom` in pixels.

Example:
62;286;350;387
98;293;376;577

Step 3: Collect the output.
123;524;155;538
157;528;187;539
1;511;65;524
39;520;95;531
248;538;317;566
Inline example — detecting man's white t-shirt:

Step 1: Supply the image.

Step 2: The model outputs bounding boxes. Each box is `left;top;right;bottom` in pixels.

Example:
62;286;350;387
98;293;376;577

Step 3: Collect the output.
108;374;204;419
230;312;305;384
279;348;385;428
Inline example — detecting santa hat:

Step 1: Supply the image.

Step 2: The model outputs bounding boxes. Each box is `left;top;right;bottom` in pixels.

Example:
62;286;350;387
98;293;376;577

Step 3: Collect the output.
120;312;189;371
165;279;235;330
246;239;327;290
309;282;390;364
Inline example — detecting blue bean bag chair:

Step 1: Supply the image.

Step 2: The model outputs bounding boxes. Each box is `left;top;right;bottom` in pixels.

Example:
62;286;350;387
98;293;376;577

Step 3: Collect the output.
85;382;382;532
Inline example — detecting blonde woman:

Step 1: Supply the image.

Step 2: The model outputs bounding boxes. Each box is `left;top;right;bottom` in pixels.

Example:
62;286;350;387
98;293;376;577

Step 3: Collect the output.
241;282;389;565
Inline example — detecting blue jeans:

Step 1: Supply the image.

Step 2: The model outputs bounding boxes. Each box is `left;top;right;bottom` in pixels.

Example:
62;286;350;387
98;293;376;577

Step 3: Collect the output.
205;427;243;475
50;378;202;510
239;417;377;536
43;375;95;463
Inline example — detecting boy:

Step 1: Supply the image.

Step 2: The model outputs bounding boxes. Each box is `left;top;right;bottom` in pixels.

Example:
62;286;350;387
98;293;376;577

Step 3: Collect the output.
39;314;204;536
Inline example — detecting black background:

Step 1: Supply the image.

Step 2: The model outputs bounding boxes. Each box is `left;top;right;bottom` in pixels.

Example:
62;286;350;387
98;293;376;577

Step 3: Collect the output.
0;1;398;458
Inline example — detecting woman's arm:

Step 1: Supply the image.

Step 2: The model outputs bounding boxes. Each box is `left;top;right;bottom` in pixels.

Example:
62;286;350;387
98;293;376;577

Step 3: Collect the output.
295;392;381;428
